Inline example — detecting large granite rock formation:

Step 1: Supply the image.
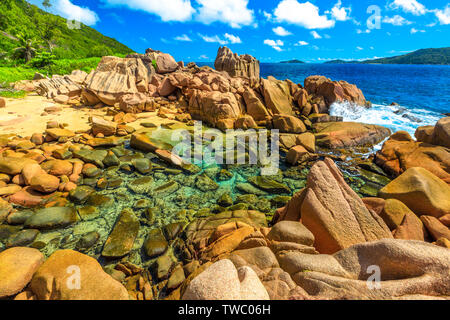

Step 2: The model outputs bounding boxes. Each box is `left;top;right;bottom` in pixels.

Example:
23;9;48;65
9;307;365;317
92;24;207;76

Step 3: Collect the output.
214;47;260;80
82;56;149;105
375;131;450;183
304;75;368;111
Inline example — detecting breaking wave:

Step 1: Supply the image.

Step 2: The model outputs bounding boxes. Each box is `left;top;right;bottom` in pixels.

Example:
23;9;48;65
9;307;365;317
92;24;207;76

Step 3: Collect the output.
329;101;442;138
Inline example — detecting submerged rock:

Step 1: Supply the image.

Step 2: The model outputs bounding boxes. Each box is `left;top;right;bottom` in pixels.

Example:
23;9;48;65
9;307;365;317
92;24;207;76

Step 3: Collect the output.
248;176;290;194
144;228;168;258
24;207;78;230
102;209;140;258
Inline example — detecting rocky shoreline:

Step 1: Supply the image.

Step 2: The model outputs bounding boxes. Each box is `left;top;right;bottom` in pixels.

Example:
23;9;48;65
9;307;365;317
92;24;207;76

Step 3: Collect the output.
0;47;449;300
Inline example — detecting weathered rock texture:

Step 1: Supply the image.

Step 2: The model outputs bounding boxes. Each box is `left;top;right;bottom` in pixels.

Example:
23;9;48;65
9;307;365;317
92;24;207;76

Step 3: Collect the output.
214;47;260;80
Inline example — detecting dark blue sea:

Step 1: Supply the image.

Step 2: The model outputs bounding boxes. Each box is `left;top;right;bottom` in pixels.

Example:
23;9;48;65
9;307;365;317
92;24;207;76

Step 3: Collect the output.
199;62;450;136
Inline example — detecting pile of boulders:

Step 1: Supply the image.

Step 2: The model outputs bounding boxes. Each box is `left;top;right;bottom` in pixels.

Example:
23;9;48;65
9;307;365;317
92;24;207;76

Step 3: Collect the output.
166;159;450;300
20;47;379;150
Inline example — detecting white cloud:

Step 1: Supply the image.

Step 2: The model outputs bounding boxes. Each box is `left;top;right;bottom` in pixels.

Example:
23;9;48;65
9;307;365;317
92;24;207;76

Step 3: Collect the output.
356;46;363;50
410;27;425;34
311;31;322;39
273;26;292;36
356;29;371;34
196;0;254;28
295;41;309;46
264;39;284;51
329;0;351;21
274;0;335;29
388;0;427;16
199;55;209;60
224;33;242;44
199;34;228;45
435;6;450;25
262;10;273;21
54;0;99;25
104;0;194;21
174;34;193;42
383;15;412;26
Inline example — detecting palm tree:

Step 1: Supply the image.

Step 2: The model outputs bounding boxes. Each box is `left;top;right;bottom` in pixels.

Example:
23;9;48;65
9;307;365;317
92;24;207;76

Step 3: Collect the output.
13;33;37;63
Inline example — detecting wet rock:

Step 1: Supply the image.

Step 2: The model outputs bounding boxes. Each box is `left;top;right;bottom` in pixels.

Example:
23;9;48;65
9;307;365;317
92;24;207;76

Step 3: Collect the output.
132;158;152;174
77;206;100;221
155;255;175;280
6;229;39;248
41;160;73;176
31;250;129;300
248;176;290;194
0;247;44;298
128;177;153;194
69;186;95;204
379;167;450;218
130;133;172;153
218;193;233;207
195;173;219;192
163;222;185;241
236;183;268;196
73;149;108;168
6;209;34;225
167;265;185;290
76;231;100;251
102;209;140;258
24;207;78;230
153;180;179;196
103;151;120;167
144;229;168;258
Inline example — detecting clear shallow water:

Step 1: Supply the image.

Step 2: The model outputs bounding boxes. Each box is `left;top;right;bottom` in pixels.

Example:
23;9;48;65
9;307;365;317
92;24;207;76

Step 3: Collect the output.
199;62;450;136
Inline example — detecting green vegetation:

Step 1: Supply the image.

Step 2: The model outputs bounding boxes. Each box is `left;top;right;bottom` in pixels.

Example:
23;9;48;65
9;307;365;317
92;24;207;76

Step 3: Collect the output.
0;89;27;98
324;48;450;65
0;0;134;91
0;0;132;60
362;48;450;65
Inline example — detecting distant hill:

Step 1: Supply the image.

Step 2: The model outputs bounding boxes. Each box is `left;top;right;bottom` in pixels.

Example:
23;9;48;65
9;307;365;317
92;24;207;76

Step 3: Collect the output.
324;59;356;64
323;48;450;65
0;0;132;59
280;59;305;64
361;48;450;65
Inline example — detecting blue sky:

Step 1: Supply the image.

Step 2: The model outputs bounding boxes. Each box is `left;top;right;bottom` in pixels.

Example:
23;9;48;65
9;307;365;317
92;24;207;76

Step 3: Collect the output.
29;0;450;62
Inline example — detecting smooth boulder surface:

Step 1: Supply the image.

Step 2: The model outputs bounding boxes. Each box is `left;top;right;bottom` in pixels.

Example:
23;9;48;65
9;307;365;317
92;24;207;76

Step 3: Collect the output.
182;259;269;300
30;250;129;300
379;167;450;218
291;159;392;253
314;122;391;149
0;247;44;298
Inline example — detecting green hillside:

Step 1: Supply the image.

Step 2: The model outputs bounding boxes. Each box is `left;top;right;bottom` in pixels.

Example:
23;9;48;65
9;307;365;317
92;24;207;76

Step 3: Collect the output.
0;0;133;60
362;48;450;65
324;48;450;65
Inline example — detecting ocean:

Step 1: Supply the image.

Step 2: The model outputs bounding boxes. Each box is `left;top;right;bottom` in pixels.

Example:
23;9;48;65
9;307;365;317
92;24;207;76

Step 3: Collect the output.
199;62;450;137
